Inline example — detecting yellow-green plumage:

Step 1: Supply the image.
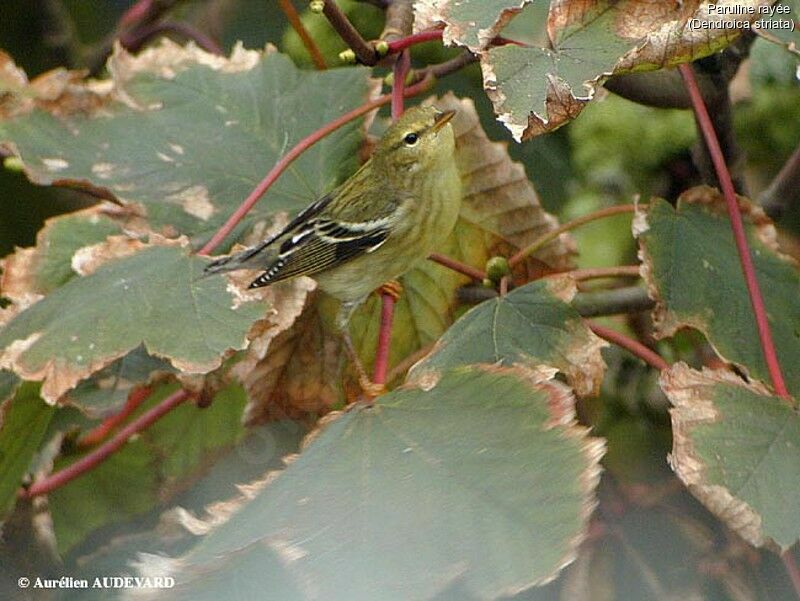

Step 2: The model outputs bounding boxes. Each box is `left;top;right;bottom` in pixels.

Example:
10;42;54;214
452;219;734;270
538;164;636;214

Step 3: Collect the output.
205;105;461;324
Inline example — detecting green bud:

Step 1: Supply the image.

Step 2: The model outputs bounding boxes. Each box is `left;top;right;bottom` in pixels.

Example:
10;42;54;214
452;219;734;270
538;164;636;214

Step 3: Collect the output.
338;49;357;64
485;256;511;283
309;0;325;13
3;156;24;172
374;40;389;57
384;70;416;87
482;278;494;288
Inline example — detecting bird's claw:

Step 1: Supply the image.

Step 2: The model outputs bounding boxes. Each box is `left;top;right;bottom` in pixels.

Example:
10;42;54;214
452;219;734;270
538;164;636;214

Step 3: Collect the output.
377;280;403;301
359;375;386;399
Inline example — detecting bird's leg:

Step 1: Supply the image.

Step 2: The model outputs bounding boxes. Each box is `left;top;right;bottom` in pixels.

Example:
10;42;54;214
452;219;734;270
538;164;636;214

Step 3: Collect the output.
335;299;385;399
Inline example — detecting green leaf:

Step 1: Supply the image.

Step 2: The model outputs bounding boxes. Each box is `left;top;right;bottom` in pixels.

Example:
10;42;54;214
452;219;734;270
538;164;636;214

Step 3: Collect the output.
49;436;159;555
479;1;770;140
0;242;267;402
409;277;606;396
144;367;604;599
65;346;175;417
637;188;800;397
754;1;799;59
0;43;375;237
663;363;800;551
48;384;253;555
0;381;55;520
141;384;247;489
415;0;535;51
0;207;122;303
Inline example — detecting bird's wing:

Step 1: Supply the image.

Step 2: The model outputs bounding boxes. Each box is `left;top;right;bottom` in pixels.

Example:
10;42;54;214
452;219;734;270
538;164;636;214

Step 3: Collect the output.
205;162;400;288
247;214;391;288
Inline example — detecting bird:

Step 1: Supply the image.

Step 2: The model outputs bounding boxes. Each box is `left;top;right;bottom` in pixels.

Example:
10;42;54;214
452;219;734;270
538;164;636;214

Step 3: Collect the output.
203;104;461;388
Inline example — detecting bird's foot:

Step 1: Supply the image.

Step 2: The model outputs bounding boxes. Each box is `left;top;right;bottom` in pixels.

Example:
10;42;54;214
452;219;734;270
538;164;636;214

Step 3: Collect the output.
358;375;386;399
376;280;403;301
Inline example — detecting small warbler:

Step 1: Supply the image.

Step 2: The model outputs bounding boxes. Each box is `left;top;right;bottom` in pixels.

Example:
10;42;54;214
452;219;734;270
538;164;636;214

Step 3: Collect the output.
205;105;461;330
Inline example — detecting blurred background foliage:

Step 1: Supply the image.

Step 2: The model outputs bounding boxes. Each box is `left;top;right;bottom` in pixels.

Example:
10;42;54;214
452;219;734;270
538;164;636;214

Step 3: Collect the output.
1;2;799;598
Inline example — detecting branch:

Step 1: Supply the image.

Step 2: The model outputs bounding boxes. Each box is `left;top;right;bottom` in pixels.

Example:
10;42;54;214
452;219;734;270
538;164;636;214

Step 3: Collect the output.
198;74;435;255
759;142;800;221
279;0;327;70
381;0;414;43
321;0;378;65
23;389;191;498
680;63;790;400
509;204;640;268
428;253;486;281
561;265;641;282
571;285;653;317
587;322;669;371
458;283;654;318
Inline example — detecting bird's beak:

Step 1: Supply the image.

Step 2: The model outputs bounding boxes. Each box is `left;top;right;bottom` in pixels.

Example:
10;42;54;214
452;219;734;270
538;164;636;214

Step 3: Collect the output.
431;109;456;132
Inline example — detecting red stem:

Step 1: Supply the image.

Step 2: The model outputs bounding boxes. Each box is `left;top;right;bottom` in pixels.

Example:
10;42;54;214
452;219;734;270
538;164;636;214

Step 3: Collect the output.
387;29;443;53
23;389;191;498
391;49;411;120
198;75;433;256
77;385;152;448
679;64;790;399
588;322;670;372
428;252;485;281
384;29;527;54
372;51;412;386
372;293;396;385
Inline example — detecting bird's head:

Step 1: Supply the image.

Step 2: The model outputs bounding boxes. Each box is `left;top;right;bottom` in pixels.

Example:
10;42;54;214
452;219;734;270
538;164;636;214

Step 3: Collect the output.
373;105;457;176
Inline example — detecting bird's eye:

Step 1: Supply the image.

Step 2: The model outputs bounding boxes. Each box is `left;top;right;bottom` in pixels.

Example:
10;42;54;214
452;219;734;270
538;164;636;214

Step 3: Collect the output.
403;132;419;146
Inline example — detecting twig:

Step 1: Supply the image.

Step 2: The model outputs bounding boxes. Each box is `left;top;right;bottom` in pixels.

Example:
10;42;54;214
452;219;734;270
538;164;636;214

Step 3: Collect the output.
321;0;378;65
278;0;327;70
680;63;789;400
759;143;800;221
428;252;485;281
587;322;669;371
509;204;641;268
77;386;153;448
198;74;435;255
23;389;191;498
558;265;641;281
571;286;654;318
122;21;223;55
458;283;654;318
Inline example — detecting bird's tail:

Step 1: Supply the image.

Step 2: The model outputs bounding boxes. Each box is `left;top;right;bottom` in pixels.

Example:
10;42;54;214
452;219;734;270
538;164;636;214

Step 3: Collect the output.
201;241;277;276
